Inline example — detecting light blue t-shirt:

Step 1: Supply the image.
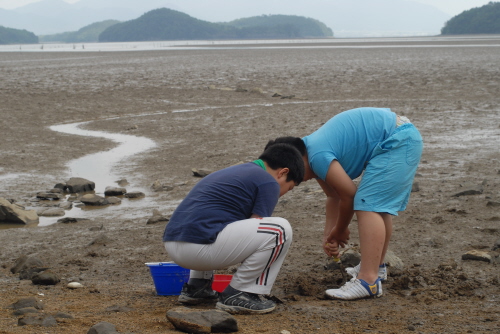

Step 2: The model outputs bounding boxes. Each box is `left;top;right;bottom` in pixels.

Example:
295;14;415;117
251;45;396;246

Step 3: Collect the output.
302;107;396;180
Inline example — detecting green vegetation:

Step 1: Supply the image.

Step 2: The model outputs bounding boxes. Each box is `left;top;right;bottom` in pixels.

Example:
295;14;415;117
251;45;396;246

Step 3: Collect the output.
226;15;333;37
99;8;333;42
441;2;500;35
0;26;38;44
39;20;120;43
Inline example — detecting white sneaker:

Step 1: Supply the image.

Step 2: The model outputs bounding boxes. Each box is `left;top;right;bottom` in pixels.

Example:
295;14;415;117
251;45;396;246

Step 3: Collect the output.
325;278;383;300
345;263;387;281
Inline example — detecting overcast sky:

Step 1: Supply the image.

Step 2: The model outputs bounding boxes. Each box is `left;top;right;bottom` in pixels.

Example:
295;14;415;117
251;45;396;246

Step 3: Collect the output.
0;0;493;16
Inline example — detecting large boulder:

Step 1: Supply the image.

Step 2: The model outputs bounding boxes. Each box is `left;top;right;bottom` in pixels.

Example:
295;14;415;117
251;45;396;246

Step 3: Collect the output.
0;197;39;224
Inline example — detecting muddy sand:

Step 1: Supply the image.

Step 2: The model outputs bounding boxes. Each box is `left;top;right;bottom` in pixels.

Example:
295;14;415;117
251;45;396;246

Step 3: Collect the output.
0;37;499;333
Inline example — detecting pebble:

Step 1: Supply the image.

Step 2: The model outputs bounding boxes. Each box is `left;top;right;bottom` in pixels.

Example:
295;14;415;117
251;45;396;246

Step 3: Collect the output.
67;282;84;289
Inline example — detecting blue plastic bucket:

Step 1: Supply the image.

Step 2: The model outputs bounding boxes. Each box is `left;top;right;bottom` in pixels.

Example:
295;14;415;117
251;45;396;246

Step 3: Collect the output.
145;262;190;296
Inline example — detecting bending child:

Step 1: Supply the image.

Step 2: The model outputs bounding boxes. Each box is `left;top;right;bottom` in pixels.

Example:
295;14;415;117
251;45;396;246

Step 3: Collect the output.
266;107;423;300
163;143;304;314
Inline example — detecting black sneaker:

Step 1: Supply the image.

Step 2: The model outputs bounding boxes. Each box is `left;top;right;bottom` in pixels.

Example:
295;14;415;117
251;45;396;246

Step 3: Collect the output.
178;281;219;305
216;287;276;314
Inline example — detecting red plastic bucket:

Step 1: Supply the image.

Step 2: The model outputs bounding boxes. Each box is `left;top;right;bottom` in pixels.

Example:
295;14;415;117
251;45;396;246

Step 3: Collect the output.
212;274;233;293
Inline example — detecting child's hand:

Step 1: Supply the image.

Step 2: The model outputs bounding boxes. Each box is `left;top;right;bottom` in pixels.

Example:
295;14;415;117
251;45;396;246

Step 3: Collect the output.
324;241;339;258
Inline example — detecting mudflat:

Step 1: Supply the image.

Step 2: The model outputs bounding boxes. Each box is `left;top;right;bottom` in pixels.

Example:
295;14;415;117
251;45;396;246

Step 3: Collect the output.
0;37;499;333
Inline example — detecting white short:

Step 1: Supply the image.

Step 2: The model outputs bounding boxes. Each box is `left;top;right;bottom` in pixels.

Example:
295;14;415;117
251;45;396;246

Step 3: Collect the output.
164;217;292;295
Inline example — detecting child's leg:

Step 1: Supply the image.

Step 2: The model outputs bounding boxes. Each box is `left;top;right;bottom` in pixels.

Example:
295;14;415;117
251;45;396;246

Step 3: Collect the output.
380;213;393;265
356;211;386;284
165;217;292;295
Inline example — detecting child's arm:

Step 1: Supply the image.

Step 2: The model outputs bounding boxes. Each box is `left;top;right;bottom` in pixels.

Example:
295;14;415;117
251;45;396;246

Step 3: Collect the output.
322;160;357;255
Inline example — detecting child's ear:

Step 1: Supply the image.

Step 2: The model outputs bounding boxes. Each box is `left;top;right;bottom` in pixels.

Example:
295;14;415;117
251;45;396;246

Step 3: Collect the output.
279;168;290;178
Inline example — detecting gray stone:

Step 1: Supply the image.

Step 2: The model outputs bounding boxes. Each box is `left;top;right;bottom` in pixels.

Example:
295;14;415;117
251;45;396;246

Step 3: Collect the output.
166;307;238;334
88;234;111;246
18;314;57;327
462;250;492;263
80;194;109;206
151;180;174;192
124;191;145;199
59;201;73;210
57;217;90;224
104;186;127;196
452;184;483;197
486;201;500;207
147;210;169;225
106;197;122;205
65;177;96;193
13;307;40;316
8;297;44;310
11;255;44;274
39;207;65;217
411;182;420;192
36;192;63;200
493;239;500;251
87;321;120;334
192;168;212;178
19;267;49;280
0;197;39;225
54;312;74;319
32;270;60;285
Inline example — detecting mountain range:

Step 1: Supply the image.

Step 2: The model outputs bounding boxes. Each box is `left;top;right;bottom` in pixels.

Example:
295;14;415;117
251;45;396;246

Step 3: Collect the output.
0;0;451;37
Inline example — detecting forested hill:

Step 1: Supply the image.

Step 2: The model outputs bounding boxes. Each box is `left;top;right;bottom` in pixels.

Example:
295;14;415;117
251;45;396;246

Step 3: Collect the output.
99;8;333;42
441;2;500;35
40;20;120;43
0;26;38;44
225;15;333;37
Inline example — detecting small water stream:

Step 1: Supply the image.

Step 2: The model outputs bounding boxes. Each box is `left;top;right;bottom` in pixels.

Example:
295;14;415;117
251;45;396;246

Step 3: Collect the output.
29;121;158;226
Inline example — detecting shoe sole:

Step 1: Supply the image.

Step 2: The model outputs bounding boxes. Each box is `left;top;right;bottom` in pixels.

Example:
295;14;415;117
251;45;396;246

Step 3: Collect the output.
216;302;275;314
178;295;218;305
324;290;383;300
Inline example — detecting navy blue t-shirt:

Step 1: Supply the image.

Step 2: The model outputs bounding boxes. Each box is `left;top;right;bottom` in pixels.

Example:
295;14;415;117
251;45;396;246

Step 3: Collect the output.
162;162;280;244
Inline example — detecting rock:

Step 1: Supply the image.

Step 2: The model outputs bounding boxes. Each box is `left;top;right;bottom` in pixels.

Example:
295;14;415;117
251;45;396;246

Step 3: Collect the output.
411;182;420;192
166;307;238;334
116;179;129;186
151;180;174;192
36;192;63;200
452;184;483;197
80;194;109;206
340;248;361;268
87;321;120;334
106;197;122;205
8;297;44;310
88;234;111;246
486;201;500;207
13;307;40;316
104;186;127;196
57;217;90;224
192;168;212;178
385;250;405;274
32;270;60;285
124;191;145;199
59;201;73;210
462;250;492;263
0;197;39;225
19;267;49;280
39;207;65;217
11;255;44;274
105;305;135;312
63;177;96;193
54;312;74;319
67;282;84;289
493;239;500;251
18;314;57;327
147;210;169;225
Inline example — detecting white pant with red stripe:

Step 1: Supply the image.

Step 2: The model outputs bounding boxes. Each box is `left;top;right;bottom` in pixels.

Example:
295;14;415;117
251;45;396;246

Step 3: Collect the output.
164;217;292;295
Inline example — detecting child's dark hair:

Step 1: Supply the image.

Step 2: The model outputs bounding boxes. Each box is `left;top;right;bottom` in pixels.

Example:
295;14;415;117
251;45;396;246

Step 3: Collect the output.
259;143;304;185
265;137;306;156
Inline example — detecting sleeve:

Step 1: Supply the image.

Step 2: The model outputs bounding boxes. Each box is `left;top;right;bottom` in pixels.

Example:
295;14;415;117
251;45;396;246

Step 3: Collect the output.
252;181;280;217
309;151;338;181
